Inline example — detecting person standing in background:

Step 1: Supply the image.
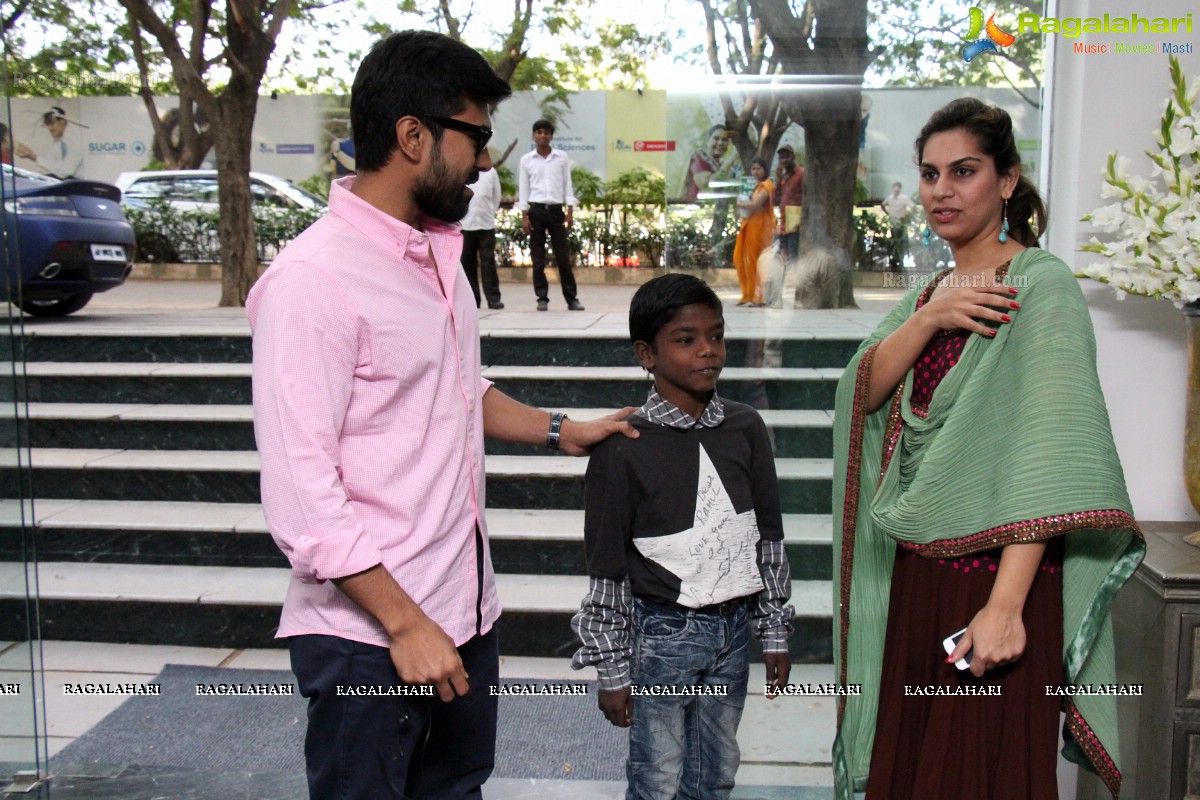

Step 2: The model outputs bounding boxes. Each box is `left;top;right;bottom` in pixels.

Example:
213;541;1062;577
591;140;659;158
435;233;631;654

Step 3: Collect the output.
518;119;584;311
766;144;805;308
732;156;775;306
881;182;915;271
331;135;356;176
461;161;504;309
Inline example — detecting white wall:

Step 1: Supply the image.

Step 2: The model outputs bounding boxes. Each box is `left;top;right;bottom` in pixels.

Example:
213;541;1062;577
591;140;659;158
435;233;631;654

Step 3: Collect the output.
1045;0;1200;521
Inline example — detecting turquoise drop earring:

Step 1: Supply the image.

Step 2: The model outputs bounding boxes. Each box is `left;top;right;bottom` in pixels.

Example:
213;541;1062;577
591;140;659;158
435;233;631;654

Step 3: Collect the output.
921;225;932;246
998;199;1010;244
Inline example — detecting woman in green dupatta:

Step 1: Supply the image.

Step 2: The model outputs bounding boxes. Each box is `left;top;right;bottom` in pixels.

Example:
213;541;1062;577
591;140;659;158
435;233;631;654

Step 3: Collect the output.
832;98;1144;799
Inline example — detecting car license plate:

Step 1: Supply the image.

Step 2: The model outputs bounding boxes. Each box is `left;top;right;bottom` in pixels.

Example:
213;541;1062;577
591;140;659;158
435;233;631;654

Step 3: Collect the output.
90;244;127;262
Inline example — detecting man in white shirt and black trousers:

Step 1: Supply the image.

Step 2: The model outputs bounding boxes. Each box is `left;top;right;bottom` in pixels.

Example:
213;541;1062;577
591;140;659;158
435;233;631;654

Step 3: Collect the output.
517;119;584;311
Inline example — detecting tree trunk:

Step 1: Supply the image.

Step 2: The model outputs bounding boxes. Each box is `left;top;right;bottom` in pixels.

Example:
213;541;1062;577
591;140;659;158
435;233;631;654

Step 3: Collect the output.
751;0;869;309
797;95;860;308
215;89;260;307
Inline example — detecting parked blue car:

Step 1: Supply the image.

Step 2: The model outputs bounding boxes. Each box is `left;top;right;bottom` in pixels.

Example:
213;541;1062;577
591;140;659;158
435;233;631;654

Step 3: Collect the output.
2;164;135;316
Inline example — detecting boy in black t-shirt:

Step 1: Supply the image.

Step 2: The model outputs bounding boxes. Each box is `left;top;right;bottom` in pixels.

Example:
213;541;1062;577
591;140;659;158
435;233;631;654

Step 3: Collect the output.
571;273;793;799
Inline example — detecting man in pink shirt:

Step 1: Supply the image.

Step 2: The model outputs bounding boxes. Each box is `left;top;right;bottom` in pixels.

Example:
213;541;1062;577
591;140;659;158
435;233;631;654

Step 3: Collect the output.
248;31;634;799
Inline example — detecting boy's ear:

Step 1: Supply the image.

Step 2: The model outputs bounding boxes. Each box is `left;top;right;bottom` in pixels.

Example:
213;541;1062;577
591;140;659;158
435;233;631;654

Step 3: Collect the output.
633;340;655;373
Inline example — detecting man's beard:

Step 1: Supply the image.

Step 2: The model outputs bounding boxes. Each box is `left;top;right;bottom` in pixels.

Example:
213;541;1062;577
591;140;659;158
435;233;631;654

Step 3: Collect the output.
413;144;475;223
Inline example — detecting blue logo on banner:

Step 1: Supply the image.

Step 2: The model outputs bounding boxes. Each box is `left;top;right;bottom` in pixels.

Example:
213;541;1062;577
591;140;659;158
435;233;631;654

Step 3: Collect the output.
276;144;316;155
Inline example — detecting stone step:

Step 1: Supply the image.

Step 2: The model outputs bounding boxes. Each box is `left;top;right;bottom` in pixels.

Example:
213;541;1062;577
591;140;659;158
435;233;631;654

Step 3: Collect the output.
19;363;844;409
0;449;834;513
0;562;833;662
0;500;834;581
13;404;835;458
13;329;864;368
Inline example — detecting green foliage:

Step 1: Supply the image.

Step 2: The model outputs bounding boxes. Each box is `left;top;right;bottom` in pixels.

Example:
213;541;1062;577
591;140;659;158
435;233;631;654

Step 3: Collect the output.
298;174;330;200
492;167;669;269
495;165;517;200
571;167;604;209
665;207;720;270
602;168;666;209
851;206;891;269
125;201;323;263
868;0;1044;103
558;21;670;90
493;208;528;269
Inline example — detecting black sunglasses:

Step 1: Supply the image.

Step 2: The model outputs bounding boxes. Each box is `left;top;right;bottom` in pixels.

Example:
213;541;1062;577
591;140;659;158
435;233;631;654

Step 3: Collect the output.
425;116;493;157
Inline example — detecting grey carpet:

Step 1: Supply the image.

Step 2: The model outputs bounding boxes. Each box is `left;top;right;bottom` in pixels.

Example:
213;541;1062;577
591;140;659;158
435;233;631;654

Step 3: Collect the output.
51;665;626;781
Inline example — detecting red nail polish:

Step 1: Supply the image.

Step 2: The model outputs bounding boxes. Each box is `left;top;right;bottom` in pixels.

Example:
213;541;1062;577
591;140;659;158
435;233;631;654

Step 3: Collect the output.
987;330;997;337
1009;288;1019;294
1001;314;1011;322
945;655;955;664
1010;301;1021;309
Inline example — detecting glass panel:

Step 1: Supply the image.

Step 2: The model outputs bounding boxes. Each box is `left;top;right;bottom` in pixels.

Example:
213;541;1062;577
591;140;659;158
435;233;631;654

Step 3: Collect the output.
0;62;49;791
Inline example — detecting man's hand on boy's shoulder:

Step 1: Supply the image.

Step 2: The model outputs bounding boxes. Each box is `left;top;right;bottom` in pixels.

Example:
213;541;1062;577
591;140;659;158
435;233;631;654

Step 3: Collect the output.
598;686;633;727
763;652;791;700
560;408;640;456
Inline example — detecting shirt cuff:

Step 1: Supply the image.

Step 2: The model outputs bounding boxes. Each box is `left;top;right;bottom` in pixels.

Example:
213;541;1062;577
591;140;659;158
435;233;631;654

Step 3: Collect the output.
291;526;384;584
761;632;790;653
595;659;632;690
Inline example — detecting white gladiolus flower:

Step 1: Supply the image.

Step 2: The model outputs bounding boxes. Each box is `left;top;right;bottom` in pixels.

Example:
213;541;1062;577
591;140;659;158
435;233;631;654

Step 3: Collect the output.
1127;175;1152;195
1088;203;1126;231
1082;57;1200;304
1111;155;1132;181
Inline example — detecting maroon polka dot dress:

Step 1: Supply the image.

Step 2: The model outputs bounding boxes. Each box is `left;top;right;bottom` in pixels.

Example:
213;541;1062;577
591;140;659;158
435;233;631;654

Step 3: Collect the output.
865;268;1064;800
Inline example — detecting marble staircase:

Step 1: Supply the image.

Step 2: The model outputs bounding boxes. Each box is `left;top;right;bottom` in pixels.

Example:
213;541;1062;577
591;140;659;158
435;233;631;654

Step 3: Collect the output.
0;312;872;666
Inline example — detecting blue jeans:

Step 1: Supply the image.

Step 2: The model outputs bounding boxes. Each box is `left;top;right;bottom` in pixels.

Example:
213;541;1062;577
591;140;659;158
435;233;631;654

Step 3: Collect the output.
627;597;750;800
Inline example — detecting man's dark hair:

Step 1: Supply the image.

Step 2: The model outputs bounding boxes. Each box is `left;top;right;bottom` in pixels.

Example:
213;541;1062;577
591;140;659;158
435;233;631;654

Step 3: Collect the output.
629;274;722;346
351;31;512;173
532;118;555;134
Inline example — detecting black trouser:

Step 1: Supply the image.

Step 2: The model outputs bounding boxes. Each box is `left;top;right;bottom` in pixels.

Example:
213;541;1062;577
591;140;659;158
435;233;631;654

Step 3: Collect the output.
460;228;502;307
290;629;499;799
527;203;578;303
888;223;906;270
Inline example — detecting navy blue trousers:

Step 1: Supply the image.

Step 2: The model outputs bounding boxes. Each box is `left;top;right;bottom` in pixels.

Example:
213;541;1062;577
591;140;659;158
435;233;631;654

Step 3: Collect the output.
290;629;499;799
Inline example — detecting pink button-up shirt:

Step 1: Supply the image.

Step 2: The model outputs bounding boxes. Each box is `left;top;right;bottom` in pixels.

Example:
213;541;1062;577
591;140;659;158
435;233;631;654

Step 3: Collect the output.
248;176;498;648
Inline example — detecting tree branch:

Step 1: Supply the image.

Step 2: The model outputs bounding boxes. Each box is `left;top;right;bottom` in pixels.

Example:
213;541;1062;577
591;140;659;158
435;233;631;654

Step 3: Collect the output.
118;0;215;108
438;0;462;40
2;0;33;35
128;13;172;163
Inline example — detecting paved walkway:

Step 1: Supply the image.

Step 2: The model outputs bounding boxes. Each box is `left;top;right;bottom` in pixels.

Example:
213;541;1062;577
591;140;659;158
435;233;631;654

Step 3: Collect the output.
80;278;908;316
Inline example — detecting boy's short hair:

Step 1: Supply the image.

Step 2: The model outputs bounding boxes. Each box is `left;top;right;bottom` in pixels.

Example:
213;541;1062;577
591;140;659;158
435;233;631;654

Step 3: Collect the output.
532;118;555;134
629;274;723;345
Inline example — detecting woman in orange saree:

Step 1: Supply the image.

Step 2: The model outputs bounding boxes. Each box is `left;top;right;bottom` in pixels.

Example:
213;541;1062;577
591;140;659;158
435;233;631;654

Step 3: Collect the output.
732;157;775;306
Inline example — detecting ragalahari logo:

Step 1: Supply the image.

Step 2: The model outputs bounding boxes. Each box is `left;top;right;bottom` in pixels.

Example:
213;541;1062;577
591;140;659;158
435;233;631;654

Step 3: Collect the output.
961;7;1016;63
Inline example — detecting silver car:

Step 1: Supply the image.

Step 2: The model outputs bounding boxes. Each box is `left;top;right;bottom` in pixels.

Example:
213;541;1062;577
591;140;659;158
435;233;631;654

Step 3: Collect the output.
114;170;326;262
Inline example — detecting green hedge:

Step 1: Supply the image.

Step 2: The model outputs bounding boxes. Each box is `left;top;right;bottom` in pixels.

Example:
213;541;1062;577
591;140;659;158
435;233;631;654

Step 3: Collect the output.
125;201;324;263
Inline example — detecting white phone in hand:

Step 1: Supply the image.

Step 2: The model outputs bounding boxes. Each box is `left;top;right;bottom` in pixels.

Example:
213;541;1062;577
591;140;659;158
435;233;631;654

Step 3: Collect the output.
942;627;972;671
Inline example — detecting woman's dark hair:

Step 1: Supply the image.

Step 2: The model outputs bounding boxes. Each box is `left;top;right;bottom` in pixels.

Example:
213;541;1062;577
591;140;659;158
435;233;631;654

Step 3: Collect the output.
629;273;722;346
351;31;512;173
751;156;770;174
915;98;1047;247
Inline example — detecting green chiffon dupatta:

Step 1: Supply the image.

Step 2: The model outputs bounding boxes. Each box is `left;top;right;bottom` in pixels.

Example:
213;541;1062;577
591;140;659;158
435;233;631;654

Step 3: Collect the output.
831;249;1145;798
